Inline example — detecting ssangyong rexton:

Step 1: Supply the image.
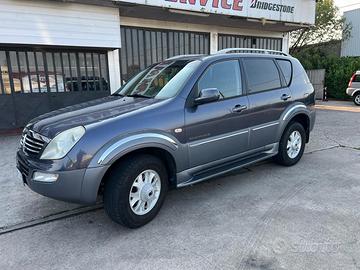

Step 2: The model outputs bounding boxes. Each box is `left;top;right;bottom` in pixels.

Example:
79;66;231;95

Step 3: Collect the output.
17;49;316;228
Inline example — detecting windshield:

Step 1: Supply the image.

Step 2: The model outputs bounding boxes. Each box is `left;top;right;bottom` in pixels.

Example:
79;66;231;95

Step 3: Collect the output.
114;60;201;99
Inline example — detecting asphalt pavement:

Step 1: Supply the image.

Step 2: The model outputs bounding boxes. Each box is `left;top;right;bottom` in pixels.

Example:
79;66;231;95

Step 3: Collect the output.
1;101;360;270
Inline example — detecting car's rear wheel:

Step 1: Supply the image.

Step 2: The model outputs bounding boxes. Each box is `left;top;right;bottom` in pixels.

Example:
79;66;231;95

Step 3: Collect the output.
353;93;360;106
275;122;306;166
104;154;168;228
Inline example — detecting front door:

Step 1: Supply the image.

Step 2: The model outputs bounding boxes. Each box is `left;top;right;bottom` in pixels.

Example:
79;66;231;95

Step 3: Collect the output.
185;59;250;168
242;57;293;150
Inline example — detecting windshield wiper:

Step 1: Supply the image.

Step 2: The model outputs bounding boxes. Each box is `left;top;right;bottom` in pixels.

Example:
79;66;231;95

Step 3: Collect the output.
125;93;152;98
112;93;125;97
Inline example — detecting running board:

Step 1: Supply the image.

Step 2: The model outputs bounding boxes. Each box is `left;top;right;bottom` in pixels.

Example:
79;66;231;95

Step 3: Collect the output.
177;152;276;188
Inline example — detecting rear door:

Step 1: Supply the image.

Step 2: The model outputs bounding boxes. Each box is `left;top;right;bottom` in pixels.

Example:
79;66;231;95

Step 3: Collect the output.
185;59;250;167
242;57;293;150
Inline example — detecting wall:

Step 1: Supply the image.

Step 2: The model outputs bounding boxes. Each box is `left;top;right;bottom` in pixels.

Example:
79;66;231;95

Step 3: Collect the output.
0;0;121;48
120;16;286;54
341;8;360;57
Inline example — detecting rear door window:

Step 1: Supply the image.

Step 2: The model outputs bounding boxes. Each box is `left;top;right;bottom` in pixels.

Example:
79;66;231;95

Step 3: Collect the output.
276;59;292;86
243;58;281;94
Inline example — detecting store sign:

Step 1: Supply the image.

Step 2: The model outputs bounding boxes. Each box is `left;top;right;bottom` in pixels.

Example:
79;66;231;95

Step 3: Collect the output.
250;0;294;14
165;0;244;11
117;0;315;25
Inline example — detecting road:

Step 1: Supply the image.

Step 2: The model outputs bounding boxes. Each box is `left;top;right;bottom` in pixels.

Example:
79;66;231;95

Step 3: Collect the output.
0;101;360;270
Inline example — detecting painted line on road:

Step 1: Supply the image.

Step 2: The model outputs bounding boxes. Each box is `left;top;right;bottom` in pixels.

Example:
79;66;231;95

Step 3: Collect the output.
315;104;360;113
0;204;103;236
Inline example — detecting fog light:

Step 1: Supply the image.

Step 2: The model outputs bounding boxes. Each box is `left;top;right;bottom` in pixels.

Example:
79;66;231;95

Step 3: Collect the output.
33;172;59;183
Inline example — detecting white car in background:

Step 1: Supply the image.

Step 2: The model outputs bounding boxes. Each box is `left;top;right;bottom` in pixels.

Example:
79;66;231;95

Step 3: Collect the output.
346;71;360;106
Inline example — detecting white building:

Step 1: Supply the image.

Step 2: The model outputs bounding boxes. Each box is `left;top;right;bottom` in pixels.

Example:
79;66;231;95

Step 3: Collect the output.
0;0;316;130
341;8;360;57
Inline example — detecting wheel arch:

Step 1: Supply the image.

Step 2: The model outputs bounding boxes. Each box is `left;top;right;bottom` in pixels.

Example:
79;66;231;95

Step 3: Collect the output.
351;89;360;97
288;113;311;142
279;105;311;143
279;112;310;143
98;146;178;196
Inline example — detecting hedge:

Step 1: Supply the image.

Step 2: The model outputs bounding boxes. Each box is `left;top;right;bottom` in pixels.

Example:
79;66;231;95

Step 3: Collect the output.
293;49;360;100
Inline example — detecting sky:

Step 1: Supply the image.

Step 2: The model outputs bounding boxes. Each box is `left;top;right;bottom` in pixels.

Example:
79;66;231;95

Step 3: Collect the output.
334;0;360;13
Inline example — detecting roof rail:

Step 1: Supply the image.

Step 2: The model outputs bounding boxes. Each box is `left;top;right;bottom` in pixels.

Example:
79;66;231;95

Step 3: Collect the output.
215;48;289;56
165;54;204;61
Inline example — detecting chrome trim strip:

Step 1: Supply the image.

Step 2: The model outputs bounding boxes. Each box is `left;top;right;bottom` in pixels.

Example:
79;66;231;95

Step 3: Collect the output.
24;141;42;150
23;145;39;153
252;122;279;131
189;130;249;148
25;136;44;146
283;105;307;121
98;133;178;165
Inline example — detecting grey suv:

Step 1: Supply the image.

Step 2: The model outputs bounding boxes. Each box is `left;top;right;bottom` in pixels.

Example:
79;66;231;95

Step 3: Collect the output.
346;71;360;106
17;49;316;228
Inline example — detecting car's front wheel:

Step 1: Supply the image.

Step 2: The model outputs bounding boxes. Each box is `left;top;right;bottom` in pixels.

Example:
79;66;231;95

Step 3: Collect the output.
353;93;360;106
275;122;306;166
104;154;168;228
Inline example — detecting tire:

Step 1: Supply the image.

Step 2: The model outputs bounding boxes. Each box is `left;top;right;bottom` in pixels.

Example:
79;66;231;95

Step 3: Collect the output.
104;154;168;228
275;122;306;166
353;93;360;106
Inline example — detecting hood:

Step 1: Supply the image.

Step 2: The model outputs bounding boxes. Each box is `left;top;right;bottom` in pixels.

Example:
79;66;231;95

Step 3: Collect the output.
29;96;162;138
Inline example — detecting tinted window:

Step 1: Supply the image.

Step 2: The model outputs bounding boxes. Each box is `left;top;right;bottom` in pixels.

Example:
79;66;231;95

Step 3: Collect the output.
198;60;242;98
354;75;360;83
244;58;281;93
277;59;292;86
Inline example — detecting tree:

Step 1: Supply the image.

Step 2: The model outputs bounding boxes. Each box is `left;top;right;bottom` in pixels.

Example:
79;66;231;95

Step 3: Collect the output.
290;0;351;54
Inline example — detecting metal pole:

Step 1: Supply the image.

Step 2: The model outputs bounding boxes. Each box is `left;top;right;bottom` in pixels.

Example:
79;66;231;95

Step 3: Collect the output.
323;86;328;101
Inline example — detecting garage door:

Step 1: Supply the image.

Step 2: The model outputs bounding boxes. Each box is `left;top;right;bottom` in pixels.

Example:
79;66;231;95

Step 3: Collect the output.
0;46;110;130
218;34;282;51
120;26;210;82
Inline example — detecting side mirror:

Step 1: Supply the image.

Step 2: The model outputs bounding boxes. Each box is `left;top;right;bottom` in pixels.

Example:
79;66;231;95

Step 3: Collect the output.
194;88;220;105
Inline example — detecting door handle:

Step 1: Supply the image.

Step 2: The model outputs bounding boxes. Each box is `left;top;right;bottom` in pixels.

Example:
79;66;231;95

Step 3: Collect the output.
232;104;248;113
281;94;292;101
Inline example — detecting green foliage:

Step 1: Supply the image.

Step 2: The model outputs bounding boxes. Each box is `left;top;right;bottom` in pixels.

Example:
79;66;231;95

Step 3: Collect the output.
290;0;351;54
294;49;360;99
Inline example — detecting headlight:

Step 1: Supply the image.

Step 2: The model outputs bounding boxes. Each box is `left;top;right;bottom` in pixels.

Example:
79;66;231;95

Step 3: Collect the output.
40;126;85;160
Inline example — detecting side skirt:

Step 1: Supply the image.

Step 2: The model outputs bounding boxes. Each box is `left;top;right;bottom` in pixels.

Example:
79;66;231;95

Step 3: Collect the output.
176;149;277;188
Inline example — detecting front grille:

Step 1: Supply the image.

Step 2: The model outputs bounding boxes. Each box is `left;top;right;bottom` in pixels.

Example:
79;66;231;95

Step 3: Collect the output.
20;129;49;156
17;154;30;178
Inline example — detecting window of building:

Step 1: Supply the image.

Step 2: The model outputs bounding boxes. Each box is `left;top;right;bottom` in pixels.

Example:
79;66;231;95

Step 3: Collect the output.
218;34;282;51
198;60;242;98
243;58;281;93
0;48;110;95
276;59;292;86
120;26;210;83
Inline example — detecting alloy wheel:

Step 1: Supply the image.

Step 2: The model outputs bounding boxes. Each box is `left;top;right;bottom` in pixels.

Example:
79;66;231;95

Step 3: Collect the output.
355;95;360;105
286;130;302;159
129;169;161;216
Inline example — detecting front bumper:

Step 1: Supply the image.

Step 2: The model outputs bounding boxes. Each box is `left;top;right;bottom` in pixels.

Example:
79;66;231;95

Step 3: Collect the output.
17;150;109;204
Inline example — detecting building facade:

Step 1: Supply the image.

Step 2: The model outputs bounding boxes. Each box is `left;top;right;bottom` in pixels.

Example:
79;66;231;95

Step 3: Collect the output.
341;8;360;57
0;0;316;130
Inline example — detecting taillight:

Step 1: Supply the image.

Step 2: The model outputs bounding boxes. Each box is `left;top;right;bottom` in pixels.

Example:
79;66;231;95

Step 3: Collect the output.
349;73;356;87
